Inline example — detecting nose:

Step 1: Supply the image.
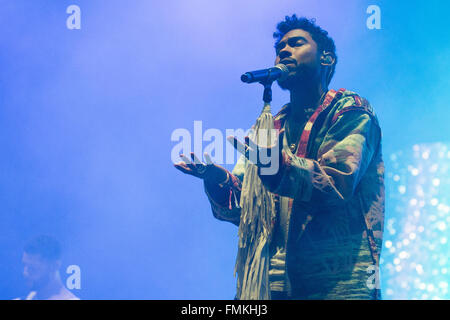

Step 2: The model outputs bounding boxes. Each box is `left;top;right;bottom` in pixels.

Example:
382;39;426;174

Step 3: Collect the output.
278;45;293;60
278;51;292;63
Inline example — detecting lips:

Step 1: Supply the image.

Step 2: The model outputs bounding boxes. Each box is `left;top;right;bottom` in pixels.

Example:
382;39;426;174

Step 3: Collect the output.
280;59;296;67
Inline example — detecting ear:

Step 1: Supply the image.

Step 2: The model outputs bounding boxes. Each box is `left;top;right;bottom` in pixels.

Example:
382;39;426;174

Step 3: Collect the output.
320;51;335;66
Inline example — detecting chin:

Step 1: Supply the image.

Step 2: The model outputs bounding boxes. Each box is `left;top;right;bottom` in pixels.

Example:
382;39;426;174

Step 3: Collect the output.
277;67;319;91
277;74;303;91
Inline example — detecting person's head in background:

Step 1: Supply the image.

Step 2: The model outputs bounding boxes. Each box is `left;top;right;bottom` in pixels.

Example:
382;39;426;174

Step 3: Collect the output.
22;235;62;291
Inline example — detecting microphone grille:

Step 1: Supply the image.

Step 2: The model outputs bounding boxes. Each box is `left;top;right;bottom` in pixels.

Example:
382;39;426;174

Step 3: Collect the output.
275;63;289;81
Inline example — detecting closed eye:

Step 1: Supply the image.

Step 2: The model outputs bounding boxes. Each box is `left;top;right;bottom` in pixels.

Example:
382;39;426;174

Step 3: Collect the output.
275;36;308;53
288;38;306;47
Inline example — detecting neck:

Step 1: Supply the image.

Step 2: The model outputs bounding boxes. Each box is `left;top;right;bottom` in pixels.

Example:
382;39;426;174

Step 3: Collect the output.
289;80;328;120
35;272;64;300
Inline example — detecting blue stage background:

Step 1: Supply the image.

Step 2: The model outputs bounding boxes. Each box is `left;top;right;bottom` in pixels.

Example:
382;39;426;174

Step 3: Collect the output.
0;0;449;299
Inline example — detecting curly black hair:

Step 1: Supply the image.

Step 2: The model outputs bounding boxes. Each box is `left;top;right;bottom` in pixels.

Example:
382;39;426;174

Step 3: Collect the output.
273;15;337;85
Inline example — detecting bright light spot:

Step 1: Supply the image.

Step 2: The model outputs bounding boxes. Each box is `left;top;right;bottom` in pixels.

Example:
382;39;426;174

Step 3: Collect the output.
416;265;424;275
385;143;450;298
416;186;424;196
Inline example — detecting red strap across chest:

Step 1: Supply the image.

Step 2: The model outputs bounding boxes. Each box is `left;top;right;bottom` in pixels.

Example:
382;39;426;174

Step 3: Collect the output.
297;89;344;157
274;88;346;158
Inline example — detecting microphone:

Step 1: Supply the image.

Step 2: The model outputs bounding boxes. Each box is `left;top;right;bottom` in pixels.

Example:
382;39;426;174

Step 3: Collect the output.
240;64;289;84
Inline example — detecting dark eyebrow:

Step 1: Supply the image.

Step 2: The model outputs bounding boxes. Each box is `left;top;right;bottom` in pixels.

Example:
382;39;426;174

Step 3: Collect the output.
275;36;308;50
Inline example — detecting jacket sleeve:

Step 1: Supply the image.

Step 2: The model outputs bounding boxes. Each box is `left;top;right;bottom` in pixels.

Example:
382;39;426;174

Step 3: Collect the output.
203;154;247;226
260;109;381;206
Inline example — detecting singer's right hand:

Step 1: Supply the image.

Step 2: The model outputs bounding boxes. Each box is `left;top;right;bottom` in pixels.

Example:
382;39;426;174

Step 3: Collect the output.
174;152;229;185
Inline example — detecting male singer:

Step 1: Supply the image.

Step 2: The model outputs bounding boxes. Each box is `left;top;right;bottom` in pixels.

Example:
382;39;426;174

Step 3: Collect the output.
174;15;384;300
16;235;80;300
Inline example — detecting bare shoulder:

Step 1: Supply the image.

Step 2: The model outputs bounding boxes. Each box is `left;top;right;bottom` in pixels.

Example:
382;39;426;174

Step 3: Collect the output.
49;288;80;300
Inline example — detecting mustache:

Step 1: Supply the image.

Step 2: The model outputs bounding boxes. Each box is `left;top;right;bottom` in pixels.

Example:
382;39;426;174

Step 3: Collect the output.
279;59;297;66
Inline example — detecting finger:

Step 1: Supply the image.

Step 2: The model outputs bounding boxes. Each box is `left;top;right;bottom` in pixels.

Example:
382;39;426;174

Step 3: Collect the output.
204;152;213;165
179;154;191;164
190;152;203;165
174;163;193;175
227;136;253;157
245;135;259;150
227;136;245;152
180;154;196;170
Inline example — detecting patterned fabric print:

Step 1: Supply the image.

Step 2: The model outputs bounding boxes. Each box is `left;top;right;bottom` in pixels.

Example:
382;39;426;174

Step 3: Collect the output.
204;89;385;300
296;89;346;158
289;231;375;300
268;104;318;294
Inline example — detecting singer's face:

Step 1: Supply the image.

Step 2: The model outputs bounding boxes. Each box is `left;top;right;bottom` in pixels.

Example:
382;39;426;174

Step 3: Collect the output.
274;29;321;90
22;253;55;289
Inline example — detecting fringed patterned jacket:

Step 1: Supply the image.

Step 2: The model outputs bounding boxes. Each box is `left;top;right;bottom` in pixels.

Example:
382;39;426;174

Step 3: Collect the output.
204;89;385;299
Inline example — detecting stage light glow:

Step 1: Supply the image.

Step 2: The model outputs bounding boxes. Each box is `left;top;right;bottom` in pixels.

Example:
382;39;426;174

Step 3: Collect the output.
381;142;450;299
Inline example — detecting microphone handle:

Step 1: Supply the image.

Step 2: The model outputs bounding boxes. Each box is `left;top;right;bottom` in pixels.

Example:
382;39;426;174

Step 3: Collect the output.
241;65;287;84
